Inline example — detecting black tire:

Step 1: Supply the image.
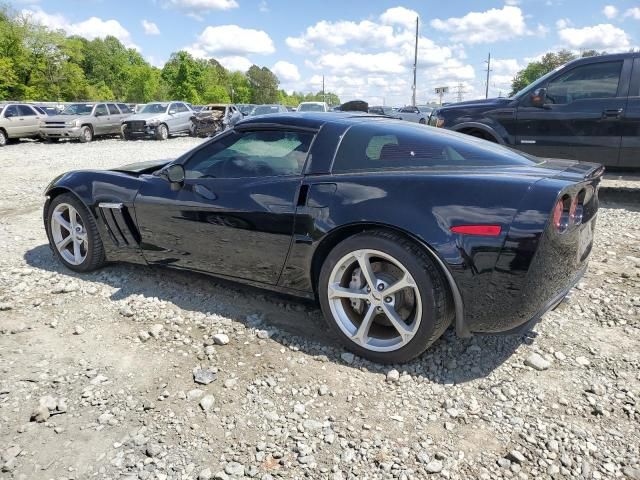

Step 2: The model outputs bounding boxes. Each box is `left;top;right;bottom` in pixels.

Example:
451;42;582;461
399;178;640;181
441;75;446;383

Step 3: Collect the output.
0;130;8;147
155;124;168;140
45;193;106;272
78;126;93;143
46;138;61;143
318;230;453;364
419;118;427;124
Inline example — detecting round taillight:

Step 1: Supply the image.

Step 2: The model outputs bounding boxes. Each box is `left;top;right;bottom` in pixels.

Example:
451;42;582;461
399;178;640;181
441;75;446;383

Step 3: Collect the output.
553;197;570;233
570;193;584;225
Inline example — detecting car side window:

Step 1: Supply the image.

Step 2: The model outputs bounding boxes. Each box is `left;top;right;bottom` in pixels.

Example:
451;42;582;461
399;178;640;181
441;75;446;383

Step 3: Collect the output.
176;103;189;113
107;103;120;115
18;105;37;116
546;61;623;104
168;103;178;113
95;104;108;116
184;130;315;179
4;105;19;117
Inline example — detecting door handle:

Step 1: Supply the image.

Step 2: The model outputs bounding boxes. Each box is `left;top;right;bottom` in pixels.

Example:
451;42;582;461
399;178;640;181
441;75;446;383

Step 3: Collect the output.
602;108;623;118
193;184;217;201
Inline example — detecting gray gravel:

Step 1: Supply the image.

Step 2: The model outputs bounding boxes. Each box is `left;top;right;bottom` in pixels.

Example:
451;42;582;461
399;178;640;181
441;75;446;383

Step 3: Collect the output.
0;138;639;479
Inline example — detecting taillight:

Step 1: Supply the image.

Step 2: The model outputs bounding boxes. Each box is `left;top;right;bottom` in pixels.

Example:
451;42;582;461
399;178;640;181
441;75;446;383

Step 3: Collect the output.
553;196;570;233
570;191;585;225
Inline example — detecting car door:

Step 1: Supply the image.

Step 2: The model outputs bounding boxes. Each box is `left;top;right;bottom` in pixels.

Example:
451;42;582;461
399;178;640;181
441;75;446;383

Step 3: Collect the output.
133;127;315;284
2;105;26;136
515;58;629;165
166;103;180;132
17;105;41;137
93;104;109;135
620;57;640;167
107;103;122;133
178;103;192;132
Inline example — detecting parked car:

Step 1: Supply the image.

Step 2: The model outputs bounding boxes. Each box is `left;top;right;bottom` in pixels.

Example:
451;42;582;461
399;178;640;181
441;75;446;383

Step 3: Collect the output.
191;104;243;137
368;106;399;117
429;52;640;167
334;100;368;112
396;105;433;124
286;106;297;112
117;103;135;115
237;104;255;116
42;112;602;363
297;102;329;112
249;104;288;116
0;103;44;146
39;102;129;143
121;101;194;140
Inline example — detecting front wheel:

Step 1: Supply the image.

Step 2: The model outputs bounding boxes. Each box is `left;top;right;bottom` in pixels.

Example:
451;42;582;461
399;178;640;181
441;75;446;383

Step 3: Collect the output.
0;130;7;147
318;231;452;364
78;126;93;143
155;124;168;140
419;118;426;124
45;193;106;272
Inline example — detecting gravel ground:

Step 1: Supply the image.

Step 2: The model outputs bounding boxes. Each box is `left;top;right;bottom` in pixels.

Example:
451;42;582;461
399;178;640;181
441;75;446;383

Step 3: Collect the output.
0;138;639;480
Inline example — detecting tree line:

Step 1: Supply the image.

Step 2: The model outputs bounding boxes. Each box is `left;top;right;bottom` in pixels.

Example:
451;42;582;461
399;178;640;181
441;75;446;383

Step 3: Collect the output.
0;6;339;106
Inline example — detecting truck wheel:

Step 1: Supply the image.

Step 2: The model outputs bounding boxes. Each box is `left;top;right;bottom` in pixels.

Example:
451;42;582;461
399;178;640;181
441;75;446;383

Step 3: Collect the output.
419;118;426;124
0;129;7;147
79;126;93;143
318;230;453;364
155;124;168;140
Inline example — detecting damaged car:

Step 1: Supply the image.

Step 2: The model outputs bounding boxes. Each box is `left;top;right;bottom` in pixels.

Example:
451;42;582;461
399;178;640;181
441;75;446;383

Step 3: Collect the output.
190;104;243;138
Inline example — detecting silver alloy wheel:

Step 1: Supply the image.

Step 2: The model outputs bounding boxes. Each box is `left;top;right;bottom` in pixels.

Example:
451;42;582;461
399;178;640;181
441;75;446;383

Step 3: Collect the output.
82;127;92;142
159;124;168;140
0;131;6;146
50;203;88;266
327;249;422;352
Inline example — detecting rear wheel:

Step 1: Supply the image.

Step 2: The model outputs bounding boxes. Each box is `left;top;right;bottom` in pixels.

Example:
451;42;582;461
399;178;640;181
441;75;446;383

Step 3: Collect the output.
318;231;452;364
155;124;168;140
45;193;106;272
419;118;427;124
78;126;93;143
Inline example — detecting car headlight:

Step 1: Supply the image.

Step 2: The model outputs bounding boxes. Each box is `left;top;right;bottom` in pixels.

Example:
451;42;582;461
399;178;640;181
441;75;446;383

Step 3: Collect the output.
147;119;160;127
65;119;80;127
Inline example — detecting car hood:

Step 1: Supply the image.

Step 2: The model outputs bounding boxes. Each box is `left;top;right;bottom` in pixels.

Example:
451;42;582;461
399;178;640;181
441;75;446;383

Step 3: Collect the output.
125;113;167;121
44;114;91;122
111;159;171;175
440;97;513;110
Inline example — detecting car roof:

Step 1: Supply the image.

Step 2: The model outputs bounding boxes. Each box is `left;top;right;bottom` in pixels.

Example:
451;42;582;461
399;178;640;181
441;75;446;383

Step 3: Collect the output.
237;112;395;130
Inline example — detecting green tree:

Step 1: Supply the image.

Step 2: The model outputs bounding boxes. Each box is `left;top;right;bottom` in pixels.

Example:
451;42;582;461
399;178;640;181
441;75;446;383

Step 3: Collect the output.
162;51;204;103
246;65;279;104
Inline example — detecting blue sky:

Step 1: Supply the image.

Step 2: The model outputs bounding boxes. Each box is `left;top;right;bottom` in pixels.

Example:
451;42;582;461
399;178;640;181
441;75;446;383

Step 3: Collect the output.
11;0;640;105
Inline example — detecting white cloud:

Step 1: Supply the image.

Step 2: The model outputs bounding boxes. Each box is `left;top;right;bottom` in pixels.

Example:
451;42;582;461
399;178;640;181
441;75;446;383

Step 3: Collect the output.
22;7;139;50
259;0;269;12
218;56;252;72
379;6;419;29
625;7;640;19
272;61;300;82
556;18;570;29
430;6;527;44
603;5;618;19
142;19;160;35
187;25;275;56
558;23;631;51
286;20;397;52
164;0;238;15
310;51;407;75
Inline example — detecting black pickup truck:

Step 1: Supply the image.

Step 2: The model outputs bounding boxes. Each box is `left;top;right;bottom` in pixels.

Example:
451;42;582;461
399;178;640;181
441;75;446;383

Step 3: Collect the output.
429;52;640;167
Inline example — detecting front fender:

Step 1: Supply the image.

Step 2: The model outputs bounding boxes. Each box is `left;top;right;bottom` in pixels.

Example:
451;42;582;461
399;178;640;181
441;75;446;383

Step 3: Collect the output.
450;122;506;144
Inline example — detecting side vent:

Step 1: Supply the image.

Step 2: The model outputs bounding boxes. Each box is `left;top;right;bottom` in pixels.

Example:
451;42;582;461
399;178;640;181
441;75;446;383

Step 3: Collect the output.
98;202;140;247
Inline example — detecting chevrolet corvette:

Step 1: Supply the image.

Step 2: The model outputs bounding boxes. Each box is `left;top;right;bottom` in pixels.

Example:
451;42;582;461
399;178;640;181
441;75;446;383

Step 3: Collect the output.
43;113;602;363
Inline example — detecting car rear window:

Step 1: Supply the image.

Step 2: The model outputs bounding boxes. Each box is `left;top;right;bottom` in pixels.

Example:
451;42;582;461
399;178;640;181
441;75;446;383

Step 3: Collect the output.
332;122;539;172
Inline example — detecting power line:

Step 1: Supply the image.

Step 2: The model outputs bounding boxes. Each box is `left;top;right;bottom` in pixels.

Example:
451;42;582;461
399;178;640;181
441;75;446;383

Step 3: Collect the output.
453;83;466;103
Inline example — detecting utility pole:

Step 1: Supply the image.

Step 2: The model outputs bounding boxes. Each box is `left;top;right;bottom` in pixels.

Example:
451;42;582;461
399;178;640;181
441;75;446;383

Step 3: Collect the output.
322;75;326;104
484;53;491;99
412;16;419;107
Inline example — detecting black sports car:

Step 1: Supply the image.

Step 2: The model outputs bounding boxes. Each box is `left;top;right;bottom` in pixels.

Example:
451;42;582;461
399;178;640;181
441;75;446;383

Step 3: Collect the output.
43;113;603;363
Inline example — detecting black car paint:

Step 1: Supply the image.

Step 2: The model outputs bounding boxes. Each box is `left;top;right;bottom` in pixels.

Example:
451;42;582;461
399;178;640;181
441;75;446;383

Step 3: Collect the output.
431;52;640;167
44;113;602;338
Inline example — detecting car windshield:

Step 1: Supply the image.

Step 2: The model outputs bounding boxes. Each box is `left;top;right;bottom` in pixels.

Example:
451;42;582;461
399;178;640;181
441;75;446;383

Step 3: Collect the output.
298;103;324;112
251;105;281;115
61;104;94;115
140;103;169;114
238;105;253;115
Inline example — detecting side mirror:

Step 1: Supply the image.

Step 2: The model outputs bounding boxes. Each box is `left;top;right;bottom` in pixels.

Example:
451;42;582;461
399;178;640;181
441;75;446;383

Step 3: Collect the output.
530;88;547;108
169;110;177;115
165;164;185;184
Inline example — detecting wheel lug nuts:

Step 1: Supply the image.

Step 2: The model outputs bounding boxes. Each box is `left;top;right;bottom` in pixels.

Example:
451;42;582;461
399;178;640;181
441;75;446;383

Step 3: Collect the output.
377;284;384;291
385;297;392;303
376;306;383;312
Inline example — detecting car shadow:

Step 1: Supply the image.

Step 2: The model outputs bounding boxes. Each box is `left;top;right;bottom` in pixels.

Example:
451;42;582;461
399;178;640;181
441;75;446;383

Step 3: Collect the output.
24;244;534;385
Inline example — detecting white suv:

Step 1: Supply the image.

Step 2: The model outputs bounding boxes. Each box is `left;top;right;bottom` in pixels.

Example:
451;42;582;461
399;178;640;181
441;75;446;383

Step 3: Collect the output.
297;102;329;112
0;103;44;146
